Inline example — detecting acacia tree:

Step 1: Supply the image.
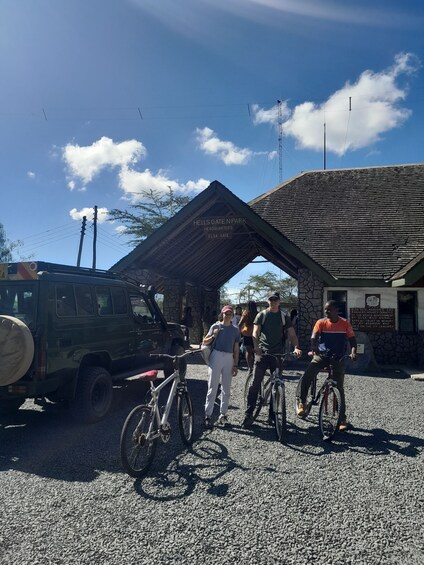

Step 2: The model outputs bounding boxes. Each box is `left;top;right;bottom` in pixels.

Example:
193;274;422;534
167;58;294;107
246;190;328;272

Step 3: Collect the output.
108;187;192;246
238;270;297;307
0;223;21;262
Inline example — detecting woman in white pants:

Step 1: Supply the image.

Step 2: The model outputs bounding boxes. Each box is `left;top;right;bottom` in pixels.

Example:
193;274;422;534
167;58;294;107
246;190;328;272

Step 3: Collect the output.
203;305;240;428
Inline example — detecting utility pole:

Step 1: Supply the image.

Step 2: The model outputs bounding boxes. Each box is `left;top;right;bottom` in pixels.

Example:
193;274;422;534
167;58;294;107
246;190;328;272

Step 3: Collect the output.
76;216;87;267
323;122;327;170
277;100;283;183
92;205;98;270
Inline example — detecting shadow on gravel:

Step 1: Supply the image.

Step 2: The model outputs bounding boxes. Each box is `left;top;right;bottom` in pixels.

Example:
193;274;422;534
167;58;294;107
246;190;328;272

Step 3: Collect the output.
0;377;208;483
329;426;424;457
279;418;424;458
133;438;248;501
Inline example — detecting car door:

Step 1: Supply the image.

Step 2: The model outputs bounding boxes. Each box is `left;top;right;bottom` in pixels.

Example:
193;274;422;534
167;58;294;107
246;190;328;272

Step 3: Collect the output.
129;290;166;369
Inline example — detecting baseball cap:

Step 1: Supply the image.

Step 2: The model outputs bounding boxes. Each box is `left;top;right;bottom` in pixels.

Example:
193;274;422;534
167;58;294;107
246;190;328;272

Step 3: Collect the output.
268;292;280;301
221;305;234;314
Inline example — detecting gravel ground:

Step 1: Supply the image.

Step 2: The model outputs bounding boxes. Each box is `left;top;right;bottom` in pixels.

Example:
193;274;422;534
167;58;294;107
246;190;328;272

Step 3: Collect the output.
1;361;423;565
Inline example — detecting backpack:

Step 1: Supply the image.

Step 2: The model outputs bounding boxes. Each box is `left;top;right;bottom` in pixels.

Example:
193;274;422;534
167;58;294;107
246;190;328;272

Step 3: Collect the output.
281;311;287;342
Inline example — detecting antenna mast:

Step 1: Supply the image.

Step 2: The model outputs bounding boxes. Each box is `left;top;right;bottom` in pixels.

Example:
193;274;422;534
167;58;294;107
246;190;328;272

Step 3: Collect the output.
277;100;283;183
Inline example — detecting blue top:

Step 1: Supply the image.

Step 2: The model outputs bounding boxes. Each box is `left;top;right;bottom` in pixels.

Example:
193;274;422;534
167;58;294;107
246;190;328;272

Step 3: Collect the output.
207;323;240;353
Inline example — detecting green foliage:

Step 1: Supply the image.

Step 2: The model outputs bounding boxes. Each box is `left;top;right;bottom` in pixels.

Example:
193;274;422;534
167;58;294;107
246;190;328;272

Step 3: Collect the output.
0;223;22;262
238;270;298;307
108;187;192;246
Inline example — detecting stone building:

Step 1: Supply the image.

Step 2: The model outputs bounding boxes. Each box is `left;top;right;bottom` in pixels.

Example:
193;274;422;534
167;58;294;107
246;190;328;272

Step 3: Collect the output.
112;163;424;368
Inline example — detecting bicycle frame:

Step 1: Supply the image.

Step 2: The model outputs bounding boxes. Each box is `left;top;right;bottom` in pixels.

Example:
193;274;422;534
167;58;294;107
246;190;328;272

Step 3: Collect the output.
146;371;185;439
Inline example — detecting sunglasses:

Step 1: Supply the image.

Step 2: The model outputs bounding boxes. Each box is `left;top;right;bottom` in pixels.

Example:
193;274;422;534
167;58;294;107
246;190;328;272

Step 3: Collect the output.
223;311;233;315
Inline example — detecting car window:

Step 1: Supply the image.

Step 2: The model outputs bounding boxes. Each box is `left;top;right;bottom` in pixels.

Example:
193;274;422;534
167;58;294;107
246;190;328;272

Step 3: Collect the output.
96;286;113;316
111;287;128;315
75;284;95;316
56;284;77;317
0;284;35;326
130;292;155;323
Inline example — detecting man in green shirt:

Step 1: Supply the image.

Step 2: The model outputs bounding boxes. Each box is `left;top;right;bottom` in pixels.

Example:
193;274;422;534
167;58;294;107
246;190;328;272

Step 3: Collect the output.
243;292;302;428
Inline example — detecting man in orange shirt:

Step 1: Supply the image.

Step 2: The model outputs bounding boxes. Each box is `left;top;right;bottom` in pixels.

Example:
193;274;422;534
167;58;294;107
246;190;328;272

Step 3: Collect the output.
296;300;357;431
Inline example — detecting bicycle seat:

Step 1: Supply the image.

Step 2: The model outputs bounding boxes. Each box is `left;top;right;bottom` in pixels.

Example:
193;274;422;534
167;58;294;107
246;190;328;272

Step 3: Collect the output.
135;370;159;381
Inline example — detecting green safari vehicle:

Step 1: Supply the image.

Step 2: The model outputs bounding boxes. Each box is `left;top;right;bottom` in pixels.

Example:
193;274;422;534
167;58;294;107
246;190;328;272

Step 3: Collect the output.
0;261;186;423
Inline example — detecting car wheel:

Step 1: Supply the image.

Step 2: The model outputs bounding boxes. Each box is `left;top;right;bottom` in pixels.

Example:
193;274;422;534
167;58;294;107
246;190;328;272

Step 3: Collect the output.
0;315;34;386
71;366;113;424
0;398;25;416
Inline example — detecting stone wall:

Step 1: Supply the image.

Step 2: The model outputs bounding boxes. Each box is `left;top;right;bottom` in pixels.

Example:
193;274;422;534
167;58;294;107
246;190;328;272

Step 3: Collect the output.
368;331;424;367
297;268;324;350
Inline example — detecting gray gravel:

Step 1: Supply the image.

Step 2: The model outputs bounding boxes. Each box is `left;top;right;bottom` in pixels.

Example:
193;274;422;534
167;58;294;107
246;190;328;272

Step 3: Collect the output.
1;362;423;565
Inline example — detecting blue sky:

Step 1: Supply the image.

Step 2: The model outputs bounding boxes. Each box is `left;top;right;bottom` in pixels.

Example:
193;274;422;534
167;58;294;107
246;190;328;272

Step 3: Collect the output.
1;0;423;295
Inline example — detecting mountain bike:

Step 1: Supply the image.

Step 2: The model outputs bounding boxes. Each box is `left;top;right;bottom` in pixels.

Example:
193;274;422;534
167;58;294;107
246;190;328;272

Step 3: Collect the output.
243;352;295;442
120;350;197;478
296;352;351;441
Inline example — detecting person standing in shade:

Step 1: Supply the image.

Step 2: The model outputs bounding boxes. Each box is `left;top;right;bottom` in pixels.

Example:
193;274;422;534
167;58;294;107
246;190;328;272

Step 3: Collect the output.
243;292;302;428
238;300;258;369
201;305;214;339
232;306;242;327
203;305;240;428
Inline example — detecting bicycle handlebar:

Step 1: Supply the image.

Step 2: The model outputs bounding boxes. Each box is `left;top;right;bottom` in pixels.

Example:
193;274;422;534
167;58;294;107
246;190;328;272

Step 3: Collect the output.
307;351;352;362
150;350;199;360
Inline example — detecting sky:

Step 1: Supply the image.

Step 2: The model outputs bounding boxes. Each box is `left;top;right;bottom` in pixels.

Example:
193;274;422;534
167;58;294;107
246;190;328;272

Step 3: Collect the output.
1;0;423;298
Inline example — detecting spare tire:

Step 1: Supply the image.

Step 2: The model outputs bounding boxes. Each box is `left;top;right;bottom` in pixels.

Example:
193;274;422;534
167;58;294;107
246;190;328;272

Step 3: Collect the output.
0;315;34;386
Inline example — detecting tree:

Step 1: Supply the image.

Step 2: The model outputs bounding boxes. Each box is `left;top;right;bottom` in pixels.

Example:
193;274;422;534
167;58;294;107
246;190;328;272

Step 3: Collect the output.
0;223;22;262
238;270;298;307
108;187;192;246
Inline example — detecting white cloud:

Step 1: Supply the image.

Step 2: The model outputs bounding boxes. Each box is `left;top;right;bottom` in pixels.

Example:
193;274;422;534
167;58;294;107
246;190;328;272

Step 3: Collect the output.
210;0;422;27
27;171;35;179
115;225;127;234
119;167;210;202
251;102;290;126
69;207;109;223
63;136;146;185
253;52;420;156
196;127;253;165
62;135;210;200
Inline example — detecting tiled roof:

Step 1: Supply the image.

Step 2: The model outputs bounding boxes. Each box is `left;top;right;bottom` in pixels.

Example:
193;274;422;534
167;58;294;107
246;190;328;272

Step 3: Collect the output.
250;164;424;281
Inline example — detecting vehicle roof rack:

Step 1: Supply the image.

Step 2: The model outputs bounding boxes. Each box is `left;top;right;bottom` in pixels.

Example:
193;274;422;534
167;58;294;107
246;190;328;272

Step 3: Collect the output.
2;261;118;280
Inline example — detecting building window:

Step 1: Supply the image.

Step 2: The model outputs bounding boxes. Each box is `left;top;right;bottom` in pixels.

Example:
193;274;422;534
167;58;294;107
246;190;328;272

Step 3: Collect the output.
327;290;347;318
397;291;417;333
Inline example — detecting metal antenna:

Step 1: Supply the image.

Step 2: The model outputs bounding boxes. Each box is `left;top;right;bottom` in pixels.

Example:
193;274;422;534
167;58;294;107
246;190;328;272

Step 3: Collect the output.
277;100;283;183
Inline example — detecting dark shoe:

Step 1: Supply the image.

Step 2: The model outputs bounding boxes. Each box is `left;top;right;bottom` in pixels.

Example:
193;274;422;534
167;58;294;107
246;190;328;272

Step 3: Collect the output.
204;416;213;429
242;414;254;428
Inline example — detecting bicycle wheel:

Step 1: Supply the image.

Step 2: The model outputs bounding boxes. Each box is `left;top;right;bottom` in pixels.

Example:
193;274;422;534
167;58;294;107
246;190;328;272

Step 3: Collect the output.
120;405;158;477
243;369;254;412
318;386;342;441
244;370;268;421
177;390;194;446
273;383;287;443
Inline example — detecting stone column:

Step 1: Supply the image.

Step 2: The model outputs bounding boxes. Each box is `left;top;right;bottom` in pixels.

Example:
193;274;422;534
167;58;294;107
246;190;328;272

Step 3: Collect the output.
186;285;202;344
298;268;324;350
162;278;184;325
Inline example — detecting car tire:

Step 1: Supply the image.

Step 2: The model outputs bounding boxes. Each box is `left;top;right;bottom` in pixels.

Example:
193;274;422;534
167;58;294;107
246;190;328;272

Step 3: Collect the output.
0;398;25;416
71;366;113;424
0;315;34;386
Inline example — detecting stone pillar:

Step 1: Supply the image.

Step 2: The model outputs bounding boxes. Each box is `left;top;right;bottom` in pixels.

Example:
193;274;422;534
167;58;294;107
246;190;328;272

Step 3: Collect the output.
298;268;324;350
162;278;184;325
185;285;202;344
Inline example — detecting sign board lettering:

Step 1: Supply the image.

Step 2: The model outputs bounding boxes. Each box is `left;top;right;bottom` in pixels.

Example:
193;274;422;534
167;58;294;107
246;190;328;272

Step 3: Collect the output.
350;308;395;331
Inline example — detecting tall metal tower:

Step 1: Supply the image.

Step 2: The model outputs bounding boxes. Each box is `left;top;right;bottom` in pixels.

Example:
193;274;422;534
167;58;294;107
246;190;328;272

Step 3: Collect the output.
277;100;283;183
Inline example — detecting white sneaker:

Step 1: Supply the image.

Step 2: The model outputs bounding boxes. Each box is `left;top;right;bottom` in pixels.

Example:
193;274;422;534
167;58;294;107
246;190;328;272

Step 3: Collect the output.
217;414;229;427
